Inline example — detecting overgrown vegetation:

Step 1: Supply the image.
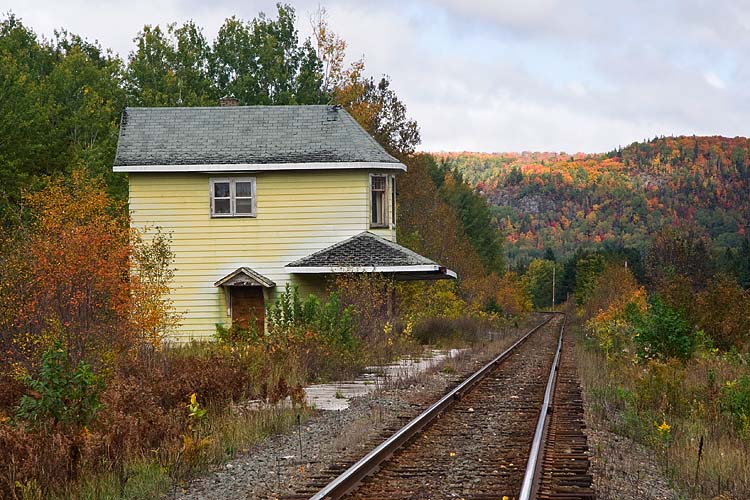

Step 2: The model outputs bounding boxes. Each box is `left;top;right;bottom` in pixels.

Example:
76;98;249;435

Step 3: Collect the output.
0;172;306;497
0;170;513;498
216;284;361;381
575;225;750;498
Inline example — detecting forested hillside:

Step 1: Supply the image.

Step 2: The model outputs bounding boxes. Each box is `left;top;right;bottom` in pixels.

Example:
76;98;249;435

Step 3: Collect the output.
437;136;750;267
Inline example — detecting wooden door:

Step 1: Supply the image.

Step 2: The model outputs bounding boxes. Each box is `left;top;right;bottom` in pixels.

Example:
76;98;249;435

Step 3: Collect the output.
231;287;265;333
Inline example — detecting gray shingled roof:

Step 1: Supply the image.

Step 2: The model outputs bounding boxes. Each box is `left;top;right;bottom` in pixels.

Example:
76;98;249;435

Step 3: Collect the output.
287;232;440;268
114;105;401;167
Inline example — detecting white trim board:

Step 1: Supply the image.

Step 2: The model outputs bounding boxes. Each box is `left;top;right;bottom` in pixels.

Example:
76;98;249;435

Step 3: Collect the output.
113;161;406;173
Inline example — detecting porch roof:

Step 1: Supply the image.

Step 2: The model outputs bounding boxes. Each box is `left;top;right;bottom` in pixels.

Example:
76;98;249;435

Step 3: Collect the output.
285;232;457;281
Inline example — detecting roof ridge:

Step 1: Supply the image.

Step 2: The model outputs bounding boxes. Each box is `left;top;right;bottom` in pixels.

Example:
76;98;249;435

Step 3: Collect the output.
123;104;333;111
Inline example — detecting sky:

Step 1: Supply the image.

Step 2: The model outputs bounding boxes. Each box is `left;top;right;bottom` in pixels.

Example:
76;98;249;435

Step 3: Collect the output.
5;0;750;153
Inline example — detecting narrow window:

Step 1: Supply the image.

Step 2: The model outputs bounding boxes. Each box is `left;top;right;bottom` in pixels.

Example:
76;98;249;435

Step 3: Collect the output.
212;180;231;215
390;175;396;227
234;180;254;215
370;174;387;227
210;178;256;217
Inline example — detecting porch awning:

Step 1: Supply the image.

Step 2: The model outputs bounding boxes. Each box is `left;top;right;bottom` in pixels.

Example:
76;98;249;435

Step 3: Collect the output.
285;232;457;281
214;267;276;288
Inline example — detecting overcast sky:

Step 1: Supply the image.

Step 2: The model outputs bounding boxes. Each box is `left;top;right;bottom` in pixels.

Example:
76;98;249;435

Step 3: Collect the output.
6;0;750;153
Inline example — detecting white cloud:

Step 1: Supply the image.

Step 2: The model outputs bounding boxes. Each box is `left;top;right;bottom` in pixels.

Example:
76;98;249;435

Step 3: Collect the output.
4;0;750;152
703;71;726;90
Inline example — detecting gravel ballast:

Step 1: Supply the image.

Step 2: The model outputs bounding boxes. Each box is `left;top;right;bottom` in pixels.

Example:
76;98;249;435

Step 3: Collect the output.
177;337;516;499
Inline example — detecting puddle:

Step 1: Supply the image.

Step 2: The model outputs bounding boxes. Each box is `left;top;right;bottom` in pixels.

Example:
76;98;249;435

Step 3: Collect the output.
305;349;463;411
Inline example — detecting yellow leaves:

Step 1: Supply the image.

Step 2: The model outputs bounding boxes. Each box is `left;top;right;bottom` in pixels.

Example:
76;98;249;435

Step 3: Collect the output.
449;451;456;457
187;392;207;420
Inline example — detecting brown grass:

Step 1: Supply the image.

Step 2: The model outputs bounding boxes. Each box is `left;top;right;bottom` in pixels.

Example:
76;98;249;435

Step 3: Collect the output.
575;322;750;498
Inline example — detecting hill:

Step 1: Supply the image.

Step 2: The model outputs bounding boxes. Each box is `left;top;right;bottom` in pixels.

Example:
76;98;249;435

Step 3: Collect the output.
436;136;750;265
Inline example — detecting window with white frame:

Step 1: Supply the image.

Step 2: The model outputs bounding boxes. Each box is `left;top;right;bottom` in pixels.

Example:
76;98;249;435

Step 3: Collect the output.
390;175;396;227
210;178;256;217
370;174;388;227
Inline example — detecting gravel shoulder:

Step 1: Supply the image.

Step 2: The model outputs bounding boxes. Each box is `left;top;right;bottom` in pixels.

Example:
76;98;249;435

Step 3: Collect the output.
584;421;681;500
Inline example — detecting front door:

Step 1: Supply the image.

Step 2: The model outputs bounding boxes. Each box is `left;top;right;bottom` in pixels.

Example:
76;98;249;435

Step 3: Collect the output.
231;287;265;333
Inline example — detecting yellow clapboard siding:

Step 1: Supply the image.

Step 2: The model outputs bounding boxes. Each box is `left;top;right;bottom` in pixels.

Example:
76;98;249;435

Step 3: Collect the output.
130;171;396;340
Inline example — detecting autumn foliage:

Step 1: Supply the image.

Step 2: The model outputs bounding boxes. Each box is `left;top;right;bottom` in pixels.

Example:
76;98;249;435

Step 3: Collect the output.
438;136;750;265
0;171;131;368
0;171;177;370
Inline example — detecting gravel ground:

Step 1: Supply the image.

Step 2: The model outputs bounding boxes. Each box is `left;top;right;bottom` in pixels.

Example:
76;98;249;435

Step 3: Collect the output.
177;318;542;499
180;315;684;500
178;393;416;499
584;422;682;500
177;347;494;499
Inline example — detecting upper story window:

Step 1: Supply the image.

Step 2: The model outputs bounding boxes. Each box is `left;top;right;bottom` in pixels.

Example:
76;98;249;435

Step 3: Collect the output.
370;174;388;228
391;175;396;227
210;178;256;217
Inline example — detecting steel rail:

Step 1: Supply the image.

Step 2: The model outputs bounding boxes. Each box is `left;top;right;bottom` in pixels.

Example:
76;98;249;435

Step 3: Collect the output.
309;314;555;500
518;312;566;500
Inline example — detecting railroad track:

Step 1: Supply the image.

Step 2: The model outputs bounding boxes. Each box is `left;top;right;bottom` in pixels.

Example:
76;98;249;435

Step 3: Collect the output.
289;313;594;499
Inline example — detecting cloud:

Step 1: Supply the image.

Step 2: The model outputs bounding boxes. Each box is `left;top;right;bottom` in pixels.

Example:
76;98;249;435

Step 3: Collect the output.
4;0;750;152
703;71;726;90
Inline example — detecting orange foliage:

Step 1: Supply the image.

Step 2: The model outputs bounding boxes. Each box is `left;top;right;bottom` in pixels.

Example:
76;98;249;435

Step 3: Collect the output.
435;136;750;260
0;170;176;370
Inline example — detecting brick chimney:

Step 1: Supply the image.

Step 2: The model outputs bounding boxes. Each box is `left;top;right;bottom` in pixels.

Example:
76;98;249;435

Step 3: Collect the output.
219;96;240;107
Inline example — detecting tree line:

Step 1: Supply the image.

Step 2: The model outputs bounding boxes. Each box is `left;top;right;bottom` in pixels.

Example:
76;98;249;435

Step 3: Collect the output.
438;136;750;280
0;5;508;312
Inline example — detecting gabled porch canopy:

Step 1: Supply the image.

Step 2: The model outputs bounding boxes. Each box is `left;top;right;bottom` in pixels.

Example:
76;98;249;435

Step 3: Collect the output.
285;232;457;281
214;267;276;288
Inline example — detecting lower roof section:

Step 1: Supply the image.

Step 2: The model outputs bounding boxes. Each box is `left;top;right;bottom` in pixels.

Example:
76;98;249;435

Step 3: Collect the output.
286;264;457;281
285;231;457;281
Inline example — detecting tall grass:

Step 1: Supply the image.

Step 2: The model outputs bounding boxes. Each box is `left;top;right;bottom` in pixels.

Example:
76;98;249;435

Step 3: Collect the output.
53;405;306;499
576;327;750;498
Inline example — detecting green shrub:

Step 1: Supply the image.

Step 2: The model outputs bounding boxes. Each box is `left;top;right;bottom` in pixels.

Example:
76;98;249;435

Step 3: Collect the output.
15;340;104;430
632;295;695;362
214;320;260;345
265;284;357;350
720;375;750;434
214;285;361;380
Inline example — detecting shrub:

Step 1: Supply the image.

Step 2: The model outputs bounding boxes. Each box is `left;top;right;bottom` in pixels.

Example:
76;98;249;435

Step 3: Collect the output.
720;375;750;434
0;170;178;370
215;285;361;380
694;274;750;350
632;295;695;362
267;284;357;351
412;316;484;346
15;340;104;430
215;321;261;345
